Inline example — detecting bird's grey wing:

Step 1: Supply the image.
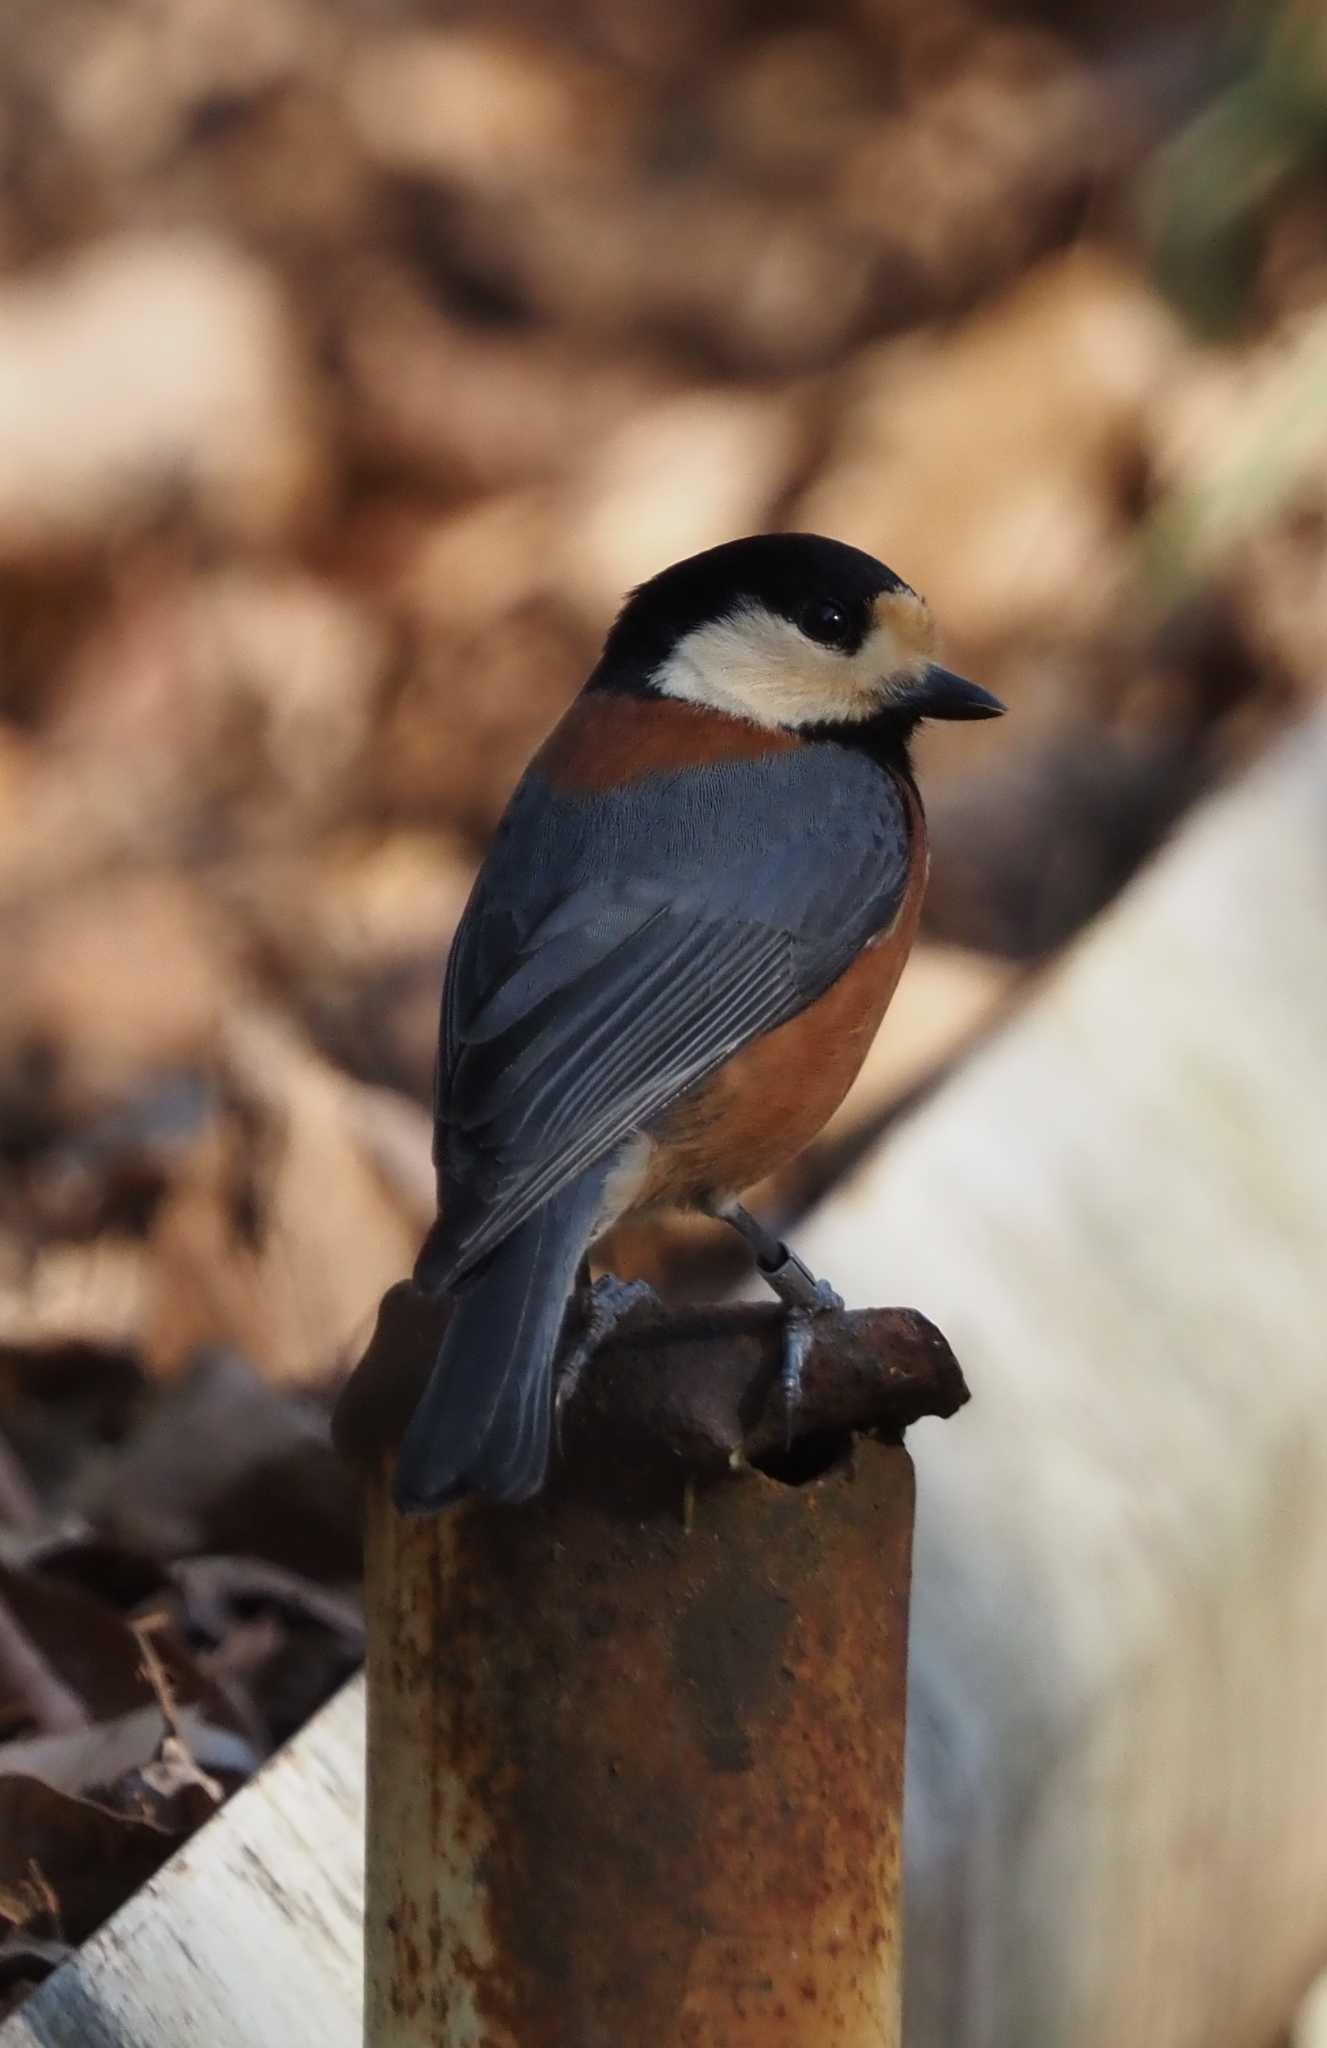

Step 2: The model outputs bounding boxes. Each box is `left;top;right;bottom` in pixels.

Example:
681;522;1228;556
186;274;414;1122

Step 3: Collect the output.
433;746;911;1282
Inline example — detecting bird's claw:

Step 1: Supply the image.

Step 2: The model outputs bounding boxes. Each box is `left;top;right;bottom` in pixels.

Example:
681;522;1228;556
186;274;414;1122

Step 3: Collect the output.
779;1276;843;1448
554;1274;660;1445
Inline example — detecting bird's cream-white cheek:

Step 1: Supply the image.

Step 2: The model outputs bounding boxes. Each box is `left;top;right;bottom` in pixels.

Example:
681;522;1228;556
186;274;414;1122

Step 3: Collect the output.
654;605;909;729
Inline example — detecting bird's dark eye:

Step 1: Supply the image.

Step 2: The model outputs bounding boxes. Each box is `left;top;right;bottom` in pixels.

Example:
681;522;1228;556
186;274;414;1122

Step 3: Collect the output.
800;598;855;649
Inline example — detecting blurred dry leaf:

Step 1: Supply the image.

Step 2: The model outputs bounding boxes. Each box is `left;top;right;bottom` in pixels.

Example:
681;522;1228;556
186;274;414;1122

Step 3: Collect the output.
171;1556;362;1652
0;1565;223;1729
183;567;394;828
0;1702;255;1806
335;1084;434;1228
64;1348;357;1577
0;1776;178;1945
459;182;886;372
800;250;1188;654
375;600;583;837
178;1555;364;1746
397;490;559;630
718;30;889;182
47;562;394;839
221;831;470;999
559;386;811;624
0;1246;148;1360
836;27;1112;304
339;263;675;491
346;28;635;191
146;1008;417;1386
1240;509;1327;694
217;834;466;1098
0;233;328;562
0;1548;261;1962
1142;306;1327;619
0;1592;87;1740
0;876;230;1128
18;0;336;188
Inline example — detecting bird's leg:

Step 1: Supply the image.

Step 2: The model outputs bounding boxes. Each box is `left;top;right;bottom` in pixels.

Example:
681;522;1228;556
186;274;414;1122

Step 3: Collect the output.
703;1197;845;1311
554;1268;660;1440
703;1197;844;1439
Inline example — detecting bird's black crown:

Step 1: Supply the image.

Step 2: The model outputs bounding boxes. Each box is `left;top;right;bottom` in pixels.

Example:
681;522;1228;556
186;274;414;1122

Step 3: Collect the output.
592;532;912;687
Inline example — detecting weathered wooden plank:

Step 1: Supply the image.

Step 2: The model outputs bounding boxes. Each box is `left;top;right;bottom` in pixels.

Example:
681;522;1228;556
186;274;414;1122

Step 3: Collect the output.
2;1678;364;2048
1293;1968;1327;2047
786;714;1327;2048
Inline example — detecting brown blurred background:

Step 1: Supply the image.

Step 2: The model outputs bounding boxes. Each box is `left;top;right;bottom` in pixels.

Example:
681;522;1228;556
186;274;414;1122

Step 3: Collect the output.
1;0;1326;2022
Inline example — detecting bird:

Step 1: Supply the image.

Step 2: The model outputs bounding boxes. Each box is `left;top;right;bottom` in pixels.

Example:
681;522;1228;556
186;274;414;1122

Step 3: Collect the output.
394;531;1003;1511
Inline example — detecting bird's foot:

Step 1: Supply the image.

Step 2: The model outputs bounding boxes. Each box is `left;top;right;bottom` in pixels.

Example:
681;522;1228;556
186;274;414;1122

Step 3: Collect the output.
779;1278;844;1445
699;1198;845;1445
554;1274;660;1441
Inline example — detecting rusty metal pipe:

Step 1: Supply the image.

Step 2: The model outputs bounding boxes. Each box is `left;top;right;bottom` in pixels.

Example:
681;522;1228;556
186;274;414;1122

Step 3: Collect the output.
337;1289;966;2048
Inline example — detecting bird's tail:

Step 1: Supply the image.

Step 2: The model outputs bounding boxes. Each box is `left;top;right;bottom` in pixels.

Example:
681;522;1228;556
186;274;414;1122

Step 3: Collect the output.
392;1167;607;1512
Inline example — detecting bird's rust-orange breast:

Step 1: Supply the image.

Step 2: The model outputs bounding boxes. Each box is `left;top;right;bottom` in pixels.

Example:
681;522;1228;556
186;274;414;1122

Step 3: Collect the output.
639;774;929;1208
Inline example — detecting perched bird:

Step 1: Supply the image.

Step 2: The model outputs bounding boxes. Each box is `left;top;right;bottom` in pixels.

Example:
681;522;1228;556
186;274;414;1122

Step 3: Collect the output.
396;532;1002;1511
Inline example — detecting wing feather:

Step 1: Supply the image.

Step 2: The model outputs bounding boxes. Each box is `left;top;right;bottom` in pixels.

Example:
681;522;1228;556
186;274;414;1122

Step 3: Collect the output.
431;748;912;1283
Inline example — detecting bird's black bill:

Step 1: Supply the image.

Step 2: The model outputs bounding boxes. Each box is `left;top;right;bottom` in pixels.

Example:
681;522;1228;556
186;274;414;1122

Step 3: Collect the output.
902;666;1005;721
